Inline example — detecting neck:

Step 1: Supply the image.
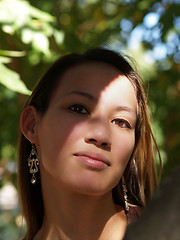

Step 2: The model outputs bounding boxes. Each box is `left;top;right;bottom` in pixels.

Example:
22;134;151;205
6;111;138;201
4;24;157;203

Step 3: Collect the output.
34;175;127;240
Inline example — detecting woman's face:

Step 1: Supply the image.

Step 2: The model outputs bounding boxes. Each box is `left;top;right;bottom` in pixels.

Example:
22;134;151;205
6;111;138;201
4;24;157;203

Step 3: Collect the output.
36;62;137;195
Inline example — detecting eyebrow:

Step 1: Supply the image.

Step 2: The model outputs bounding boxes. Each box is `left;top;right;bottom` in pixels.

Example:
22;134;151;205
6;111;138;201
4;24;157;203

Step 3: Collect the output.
63;90;97;101
63;90;137;116
114;106;137;116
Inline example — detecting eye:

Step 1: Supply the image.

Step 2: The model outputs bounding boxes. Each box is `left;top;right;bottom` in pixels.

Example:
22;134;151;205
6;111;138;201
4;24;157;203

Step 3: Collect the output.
111;119;131;129
68;104;89;114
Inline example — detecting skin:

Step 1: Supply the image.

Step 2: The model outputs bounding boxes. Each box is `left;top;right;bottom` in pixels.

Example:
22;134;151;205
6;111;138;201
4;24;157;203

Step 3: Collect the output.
21;62;138;240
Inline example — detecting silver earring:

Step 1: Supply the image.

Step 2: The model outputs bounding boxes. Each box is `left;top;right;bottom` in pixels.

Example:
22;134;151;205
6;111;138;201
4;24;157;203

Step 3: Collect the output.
122;176;129;211
27;144;39;184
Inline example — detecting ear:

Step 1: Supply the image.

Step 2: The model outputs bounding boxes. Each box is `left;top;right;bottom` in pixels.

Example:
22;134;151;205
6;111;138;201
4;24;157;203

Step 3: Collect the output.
20;105;40;144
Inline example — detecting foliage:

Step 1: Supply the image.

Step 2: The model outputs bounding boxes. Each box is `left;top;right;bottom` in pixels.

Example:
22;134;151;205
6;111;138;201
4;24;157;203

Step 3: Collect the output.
0;52;31;95
0;0;179;238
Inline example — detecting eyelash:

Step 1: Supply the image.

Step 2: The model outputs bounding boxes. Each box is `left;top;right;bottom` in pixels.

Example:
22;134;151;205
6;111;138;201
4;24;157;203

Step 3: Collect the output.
68;104;132;129
111;119;131;129
68;104;89;114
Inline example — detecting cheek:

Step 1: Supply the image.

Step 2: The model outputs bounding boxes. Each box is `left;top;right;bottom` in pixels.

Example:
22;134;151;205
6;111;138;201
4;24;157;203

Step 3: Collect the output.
112;131;135;166
37;117;84;168
108;132;135;186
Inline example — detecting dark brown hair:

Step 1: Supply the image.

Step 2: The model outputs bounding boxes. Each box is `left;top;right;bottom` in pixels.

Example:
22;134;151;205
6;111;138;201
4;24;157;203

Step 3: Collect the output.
18;48;160;239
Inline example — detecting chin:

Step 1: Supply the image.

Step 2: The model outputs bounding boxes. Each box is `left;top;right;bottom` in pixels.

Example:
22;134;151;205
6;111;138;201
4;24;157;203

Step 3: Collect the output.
75;186;111;197
69;178;117;197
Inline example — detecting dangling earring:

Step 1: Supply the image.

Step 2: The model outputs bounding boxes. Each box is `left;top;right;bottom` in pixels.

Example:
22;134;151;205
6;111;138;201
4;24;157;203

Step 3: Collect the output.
122;176;129;212
27;144;39;184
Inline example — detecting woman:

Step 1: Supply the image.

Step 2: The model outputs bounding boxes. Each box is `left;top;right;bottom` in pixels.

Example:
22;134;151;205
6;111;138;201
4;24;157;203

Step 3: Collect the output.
18;48;160;240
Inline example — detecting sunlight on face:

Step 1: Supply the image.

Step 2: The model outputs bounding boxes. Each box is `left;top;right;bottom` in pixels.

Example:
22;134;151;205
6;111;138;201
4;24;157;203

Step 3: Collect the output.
36;62;137;196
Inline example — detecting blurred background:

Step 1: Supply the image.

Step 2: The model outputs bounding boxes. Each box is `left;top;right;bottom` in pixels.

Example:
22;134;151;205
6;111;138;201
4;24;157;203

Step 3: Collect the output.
0;0;179;239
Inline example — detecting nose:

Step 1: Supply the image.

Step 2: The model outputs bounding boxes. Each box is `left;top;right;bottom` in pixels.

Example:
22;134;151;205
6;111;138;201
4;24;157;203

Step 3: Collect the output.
84;119;111;150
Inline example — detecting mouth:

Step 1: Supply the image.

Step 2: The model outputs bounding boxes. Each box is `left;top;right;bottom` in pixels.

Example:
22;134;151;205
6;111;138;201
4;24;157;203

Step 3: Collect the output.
74;152;110;169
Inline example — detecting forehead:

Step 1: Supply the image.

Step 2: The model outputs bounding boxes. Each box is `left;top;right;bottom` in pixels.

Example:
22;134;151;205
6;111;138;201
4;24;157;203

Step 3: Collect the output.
50;62;137;111
65;61;121;76
59;61;134;92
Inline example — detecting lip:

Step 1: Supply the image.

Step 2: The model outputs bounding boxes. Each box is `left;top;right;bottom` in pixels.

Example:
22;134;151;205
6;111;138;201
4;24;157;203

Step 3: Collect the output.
74;152;110;169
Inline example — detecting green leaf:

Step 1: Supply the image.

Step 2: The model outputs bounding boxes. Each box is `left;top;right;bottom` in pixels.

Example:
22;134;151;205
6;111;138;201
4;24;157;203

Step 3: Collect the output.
29;5;55;22
0;56;11;64
0;63;31;95
0;0;55;31
21;28;33;44
53;30;65;45
0;49;26;57
32;32;50;54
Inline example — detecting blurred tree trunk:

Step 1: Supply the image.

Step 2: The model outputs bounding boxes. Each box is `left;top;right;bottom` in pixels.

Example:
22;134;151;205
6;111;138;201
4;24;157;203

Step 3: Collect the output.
124;166;180;240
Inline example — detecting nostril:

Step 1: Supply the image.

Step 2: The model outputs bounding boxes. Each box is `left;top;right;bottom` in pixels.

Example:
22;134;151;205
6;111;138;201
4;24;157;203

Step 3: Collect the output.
101;142;107;146
89;138;97;142
88;139;107;146
86;138;111;149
